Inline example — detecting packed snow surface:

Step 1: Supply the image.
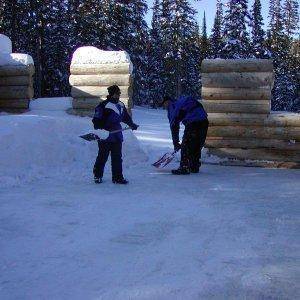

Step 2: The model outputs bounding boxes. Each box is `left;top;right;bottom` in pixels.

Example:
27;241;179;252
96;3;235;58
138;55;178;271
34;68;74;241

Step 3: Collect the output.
71;46;132;66
0;100;299;299
0;53;34;66
0;34;12;54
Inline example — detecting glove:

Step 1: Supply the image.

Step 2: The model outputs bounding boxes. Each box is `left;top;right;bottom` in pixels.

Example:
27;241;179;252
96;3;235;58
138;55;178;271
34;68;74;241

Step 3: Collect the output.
131;123;139;130
174;142;181;152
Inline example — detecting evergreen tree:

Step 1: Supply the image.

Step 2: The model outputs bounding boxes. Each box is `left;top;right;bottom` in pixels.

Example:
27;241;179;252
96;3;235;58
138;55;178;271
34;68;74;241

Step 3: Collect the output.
200;12;209;59
283;0;299;38
148;0;164;107
222;0;251;58
210;0;224;58
250;0;268;58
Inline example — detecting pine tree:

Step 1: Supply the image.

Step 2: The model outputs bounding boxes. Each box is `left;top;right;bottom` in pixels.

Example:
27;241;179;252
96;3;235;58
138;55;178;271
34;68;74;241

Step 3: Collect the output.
250;0;268;58
222;0;251;58
283;0;299;38
200;12;209;60
148;0;164;107
210;0;224;58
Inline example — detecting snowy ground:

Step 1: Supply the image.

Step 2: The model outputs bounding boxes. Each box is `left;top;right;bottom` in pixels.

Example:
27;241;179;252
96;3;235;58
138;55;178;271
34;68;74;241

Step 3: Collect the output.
0;99;299;299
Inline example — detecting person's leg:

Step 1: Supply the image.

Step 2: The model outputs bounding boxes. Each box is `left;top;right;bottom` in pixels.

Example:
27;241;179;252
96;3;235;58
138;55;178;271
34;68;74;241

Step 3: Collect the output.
93;141;110;181
172;129;191;175
111;142;127;183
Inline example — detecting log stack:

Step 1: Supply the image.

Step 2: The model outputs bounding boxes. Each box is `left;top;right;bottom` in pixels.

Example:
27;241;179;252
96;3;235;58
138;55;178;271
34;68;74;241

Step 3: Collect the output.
69;46;133;116
0;34;35;113
201;59;300;166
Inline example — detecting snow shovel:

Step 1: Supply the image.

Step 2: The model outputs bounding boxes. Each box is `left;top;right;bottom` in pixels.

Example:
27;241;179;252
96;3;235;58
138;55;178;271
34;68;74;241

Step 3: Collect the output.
152;149;179;168
80;126;131;142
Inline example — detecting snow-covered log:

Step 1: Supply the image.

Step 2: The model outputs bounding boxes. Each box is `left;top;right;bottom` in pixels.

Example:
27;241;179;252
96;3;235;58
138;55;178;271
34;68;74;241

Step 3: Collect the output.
71;86;130;98
70;64;131;75
0;65;35;77
0;86;34;99
202;87;271;100
208;148;300;163
202;59;274;73
69;74;131;87
208;126;300;140
205;138;300;151
202;100;270;114
201;72;274;88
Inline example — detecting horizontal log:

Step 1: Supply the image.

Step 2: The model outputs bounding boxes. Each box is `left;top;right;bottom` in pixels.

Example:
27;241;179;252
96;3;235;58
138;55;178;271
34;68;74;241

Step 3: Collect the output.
72;97;130;109
202;87;272;100
71;86;130;98
70;63;131;75
205;138;300;151
207;112;300;127
0;76;32;86
201;59;274;73
202;100;270;114
69;74;131;87
201;72;274;88
207;147;300;163
208;126;300;140
0;99;29;108
0;64;35;77
0;86;34;99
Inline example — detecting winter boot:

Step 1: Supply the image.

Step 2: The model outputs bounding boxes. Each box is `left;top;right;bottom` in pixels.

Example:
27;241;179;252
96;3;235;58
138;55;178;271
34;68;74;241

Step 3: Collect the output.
171;166;190;175
112;177;129;184
94;177;103;184
190;162;201;173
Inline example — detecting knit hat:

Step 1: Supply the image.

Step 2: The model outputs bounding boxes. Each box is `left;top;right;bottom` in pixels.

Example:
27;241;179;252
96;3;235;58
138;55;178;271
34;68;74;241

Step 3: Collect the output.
107;85;121;96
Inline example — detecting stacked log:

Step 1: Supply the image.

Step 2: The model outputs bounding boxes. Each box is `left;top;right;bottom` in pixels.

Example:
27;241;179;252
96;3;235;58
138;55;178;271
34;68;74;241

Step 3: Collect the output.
201;59;300;165
69;46;132;116
0;34;34;112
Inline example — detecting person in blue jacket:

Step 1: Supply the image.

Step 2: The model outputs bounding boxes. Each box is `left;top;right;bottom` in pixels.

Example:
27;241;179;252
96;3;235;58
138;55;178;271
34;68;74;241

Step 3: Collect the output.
162;95;209;175
92;85;138;184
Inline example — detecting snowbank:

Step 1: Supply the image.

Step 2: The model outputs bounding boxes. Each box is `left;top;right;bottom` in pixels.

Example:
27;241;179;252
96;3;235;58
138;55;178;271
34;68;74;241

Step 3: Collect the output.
0;34;12;54
0;107;147;187
0;53;34;66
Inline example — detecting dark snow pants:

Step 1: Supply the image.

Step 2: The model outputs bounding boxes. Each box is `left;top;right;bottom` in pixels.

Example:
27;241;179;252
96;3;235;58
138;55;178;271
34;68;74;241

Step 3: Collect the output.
93;141;123;180
180;120;209;171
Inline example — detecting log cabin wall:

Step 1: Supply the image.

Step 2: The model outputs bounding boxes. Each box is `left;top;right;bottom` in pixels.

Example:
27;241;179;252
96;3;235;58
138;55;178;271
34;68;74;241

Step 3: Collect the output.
201;59;300;166
69;46;133;116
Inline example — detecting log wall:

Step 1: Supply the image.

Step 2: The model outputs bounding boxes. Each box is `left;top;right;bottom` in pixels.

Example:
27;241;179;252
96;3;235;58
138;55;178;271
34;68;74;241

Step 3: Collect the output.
201;59;300;166
0;35;35;112
69;46;133;116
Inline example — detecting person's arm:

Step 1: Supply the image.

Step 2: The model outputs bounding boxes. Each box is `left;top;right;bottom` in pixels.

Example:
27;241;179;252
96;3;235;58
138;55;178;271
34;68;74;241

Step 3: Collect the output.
122;106;139;130
92;104;105;129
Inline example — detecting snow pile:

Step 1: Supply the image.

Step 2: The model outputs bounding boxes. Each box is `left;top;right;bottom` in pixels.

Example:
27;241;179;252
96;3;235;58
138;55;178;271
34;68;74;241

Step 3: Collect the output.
0;109;147;187
0;53;34;66
0;34;12;54
71;46;132;66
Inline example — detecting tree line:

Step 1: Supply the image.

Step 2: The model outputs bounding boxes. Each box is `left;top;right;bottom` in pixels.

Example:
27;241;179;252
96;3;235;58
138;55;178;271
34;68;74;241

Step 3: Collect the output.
0;0;299;111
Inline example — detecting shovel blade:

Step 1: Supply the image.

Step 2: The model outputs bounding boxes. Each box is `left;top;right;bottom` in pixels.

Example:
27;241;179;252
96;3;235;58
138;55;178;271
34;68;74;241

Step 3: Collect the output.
80;133;100;142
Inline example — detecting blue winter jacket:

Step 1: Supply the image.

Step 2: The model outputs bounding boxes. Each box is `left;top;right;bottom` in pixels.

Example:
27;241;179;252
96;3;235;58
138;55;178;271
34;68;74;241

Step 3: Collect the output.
92;98;135;143
167;96;208;146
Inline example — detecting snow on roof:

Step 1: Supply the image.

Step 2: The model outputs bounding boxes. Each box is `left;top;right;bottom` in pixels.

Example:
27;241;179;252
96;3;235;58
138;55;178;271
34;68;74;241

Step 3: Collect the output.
71;46;132;66
0;34;12;54
0;53;34;66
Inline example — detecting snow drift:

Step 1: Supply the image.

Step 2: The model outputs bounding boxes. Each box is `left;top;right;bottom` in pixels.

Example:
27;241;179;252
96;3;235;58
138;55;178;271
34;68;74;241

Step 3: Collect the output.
0;105;147;187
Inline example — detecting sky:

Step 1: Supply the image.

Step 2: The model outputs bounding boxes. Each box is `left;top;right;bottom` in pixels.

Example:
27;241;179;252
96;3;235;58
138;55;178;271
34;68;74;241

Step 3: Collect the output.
145;0;270;33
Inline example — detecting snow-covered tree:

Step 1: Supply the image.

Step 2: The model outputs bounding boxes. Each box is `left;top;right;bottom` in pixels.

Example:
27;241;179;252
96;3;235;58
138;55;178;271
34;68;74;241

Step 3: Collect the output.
222;0;251;58
283;0;299;38
250;0;269;58
210;0;225;58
